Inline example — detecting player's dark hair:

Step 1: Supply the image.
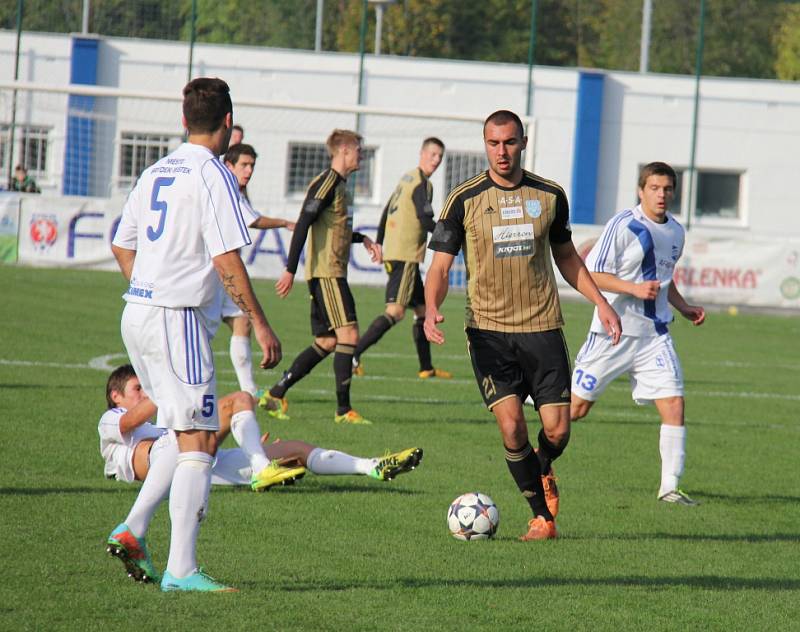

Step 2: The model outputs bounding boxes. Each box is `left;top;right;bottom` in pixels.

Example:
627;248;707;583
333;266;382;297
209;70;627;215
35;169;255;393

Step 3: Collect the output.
326;129;362;157
638;162;677;189
483;110;524;138
422;137;445;151
182;77;232;134
224;143;257;166
106;364;137;409
232;124;244;134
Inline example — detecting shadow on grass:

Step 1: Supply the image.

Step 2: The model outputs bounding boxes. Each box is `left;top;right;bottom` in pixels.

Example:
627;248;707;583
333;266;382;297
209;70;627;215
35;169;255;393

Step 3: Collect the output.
688;490;800;503
252;574;800;592
569;532;800;543
212;482;422;496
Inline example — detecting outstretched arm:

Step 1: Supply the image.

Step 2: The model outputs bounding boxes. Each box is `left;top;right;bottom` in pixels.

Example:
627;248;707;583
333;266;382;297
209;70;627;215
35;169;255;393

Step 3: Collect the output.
251;216;295;231
423;251;454;345
552;240;622;344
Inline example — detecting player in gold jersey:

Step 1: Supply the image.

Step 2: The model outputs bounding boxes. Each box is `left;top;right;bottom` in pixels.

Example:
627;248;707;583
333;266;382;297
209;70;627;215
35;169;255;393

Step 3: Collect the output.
261;129;380;425
425;110;621;541
352;137;452;379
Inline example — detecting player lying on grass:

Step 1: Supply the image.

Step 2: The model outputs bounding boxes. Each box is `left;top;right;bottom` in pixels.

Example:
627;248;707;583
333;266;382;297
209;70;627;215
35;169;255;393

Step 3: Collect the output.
100;364;423;583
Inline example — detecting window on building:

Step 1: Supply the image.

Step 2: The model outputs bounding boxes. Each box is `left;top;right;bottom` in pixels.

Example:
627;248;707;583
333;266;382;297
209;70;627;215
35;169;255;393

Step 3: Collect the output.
696;171;740;219
0;125;50;178
119;132;179;187
636;165;742;223
444;151;487;193
286;141;376;199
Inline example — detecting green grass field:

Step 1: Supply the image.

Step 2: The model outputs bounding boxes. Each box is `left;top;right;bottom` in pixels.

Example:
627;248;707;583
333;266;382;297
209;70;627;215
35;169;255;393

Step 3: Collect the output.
1;265;799;631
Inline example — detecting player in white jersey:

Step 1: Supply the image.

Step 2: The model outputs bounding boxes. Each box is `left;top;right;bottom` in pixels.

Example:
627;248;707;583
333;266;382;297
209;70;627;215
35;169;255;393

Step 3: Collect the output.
109;78;286;593
570;162;706;505
99;364;422;489
220;143;295;397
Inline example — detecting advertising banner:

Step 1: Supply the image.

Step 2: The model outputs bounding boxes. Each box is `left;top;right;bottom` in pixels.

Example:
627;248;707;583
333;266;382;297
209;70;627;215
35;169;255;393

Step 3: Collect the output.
567;225;800;310
11;197;800;310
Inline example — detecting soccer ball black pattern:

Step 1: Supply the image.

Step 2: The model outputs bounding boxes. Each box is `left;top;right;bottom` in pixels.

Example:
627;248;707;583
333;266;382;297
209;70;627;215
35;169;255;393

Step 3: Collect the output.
447;492;499;540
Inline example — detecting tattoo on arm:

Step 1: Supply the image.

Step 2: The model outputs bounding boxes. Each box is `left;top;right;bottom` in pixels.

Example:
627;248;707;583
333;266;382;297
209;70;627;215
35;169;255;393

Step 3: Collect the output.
222;272;254;320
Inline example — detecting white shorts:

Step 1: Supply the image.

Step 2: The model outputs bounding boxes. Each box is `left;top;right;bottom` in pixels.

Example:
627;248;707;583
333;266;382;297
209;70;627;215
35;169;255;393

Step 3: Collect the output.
121;302;220;431
572;332;684;404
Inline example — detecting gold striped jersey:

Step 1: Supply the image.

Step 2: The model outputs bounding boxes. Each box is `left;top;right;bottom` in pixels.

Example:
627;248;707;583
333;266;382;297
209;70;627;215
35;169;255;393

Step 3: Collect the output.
285;168;353;278
377;168;435;263
428;170;572;333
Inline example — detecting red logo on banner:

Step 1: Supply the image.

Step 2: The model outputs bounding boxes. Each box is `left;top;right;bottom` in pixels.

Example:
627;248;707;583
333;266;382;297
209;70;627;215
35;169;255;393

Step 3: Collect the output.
29;215;59;251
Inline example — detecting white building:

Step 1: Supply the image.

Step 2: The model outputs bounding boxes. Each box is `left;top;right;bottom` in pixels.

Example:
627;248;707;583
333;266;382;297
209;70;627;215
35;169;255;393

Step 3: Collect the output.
2;30;800;235
2;31;799;309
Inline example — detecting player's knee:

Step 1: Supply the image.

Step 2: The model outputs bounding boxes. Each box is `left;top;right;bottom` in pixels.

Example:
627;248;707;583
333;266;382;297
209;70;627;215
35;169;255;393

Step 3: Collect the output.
232;390;254;412
231;317;251;337
386;305;406;322
546;426;570;449
315;336;337;353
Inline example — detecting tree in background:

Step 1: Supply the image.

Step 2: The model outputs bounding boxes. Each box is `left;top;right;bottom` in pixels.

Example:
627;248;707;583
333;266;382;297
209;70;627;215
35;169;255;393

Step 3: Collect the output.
2;0;799;81
774;2;800;80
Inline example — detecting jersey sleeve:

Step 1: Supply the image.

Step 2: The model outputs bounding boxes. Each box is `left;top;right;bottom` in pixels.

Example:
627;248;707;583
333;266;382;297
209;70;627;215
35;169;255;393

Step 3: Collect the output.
428;190;465;255
548;187;572;245
112;184;141;249
588;213;627;274
285;170;340;274
199;159;252;257
98;408;125;445
412;180;436;233
240;195;262;227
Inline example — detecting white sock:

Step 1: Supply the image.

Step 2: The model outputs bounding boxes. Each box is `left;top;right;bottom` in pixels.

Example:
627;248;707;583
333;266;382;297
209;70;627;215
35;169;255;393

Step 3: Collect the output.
306;447;375;475
230;335;257;395
658;424;687;497
211;448;252;486
125;439;178;537
166;451;213;579
230;410;270;473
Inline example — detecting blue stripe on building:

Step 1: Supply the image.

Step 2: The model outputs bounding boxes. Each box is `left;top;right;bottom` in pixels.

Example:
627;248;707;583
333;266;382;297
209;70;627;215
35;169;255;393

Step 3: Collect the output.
570;71;605;225
63;36;99;196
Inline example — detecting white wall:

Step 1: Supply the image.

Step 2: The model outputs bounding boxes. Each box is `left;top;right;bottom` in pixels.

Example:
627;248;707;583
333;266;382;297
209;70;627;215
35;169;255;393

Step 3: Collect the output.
2;31;800;237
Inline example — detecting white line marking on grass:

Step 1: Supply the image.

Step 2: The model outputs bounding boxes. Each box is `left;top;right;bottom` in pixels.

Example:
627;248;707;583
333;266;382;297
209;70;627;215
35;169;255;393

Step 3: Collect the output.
4;354;799;403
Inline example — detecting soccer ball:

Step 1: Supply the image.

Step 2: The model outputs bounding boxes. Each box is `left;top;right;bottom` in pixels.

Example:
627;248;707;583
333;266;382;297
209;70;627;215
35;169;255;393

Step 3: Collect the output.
447;492;499;540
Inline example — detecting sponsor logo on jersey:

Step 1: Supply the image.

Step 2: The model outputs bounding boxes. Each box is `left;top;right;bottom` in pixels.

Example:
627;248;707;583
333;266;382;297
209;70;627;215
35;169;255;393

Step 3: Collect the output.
492;223;534;258
526;199;542;219
501;205;523;220
29;214;58;251
126;285;153;299
484;206;495;214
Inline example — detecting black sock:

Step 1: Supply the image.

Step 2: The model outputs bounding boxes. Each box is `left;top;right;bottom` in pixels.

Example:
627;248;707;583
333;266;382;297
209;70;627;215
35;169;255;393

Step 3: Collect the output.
354;314;395;362
505;442;552;520
412;316;433;372
269;342;329;398
536;428;568;476
333;343;356;414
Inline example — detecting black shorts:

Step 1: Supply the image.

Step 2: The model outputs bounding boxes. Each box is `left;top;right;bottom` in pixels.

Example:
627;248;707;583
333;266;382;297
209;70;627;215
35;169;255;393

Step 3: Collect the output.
466;327;571;410
308;277;358;336
384;260;424;308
